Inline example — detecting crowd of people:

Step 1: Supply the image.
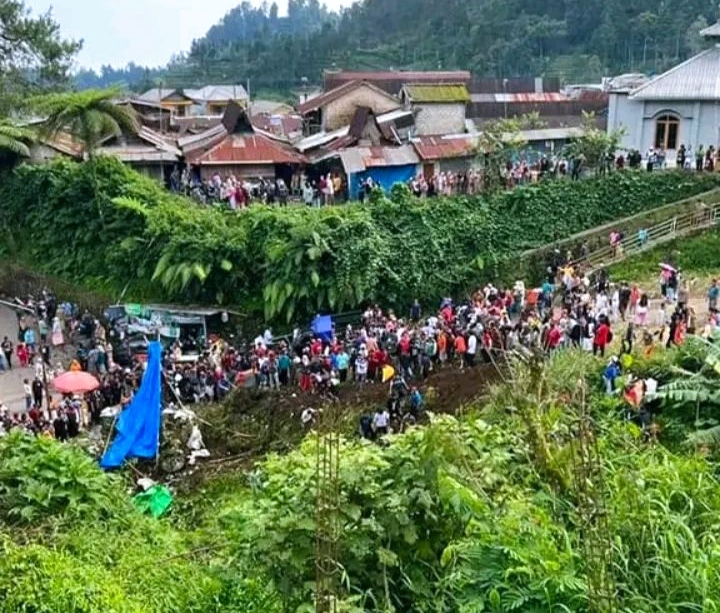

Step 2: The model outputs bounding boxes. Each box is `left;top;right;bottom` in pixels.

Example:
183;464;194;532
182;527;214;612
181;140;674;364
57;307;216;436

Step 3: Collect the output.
172;167;349;208
2;245;717;442
0;292;145;440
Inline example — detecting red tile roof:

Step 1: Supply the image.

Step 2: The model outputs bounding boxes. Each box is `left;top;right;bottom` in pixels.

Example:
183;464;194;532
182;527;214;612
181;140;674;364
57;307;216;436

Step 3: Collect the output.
188;133;306;165
412;136;476;161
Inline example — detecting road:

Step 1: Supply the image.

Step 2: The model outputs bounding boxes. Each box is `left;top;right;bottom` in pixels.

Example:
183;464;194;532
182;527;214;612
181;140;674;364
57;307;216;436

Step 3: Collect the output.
0;305;36;414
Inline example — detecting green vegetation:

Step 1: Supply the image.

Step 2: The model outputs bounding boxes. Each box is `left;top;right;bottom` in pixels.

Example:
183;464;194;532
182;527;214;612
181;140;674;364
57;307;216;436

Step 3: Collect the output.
2;157;718;323
0;0;79;165
7;347;720;610
609;227;720;283
76;0;718;92
31;87;139;156
0;431;277;613
0;0;80;113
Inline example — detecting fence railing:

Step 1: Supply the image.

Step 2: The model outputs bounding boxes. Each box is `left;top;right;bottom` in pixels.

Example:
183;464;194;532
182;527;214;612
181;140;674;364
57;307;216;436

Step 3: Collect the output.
572;203;720;274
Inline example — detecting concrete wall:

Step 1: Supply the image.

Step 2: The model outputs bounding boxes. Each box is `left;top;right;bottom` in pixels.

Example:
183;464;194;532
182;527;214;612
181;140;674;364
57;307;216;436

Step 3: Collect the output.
609;93;720;159
608;92;644;152
323;86;400;131
413;103;466;136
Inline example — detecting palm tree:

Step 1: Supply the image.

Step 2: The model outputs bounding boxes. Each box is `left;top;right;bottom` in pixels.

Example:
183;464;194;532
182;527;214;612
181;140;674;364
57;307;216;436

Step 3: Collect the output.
0;121;34;157
32;87;138;157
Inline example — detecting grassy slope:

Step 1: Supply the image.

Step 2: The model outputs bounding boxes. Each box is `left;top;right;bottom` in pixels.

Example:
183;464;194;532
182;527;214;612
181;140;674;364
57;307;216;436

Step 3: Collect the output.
609;226;720;284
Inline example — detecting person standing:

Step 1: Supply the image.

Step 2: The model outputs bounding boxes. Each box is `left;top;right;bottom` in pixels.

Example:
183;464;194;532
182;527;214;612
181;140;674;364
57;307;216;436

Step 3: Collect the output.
1;336;12;370
593;318;612;358
23;379;32;411
31;377;44;408
708;279;719;313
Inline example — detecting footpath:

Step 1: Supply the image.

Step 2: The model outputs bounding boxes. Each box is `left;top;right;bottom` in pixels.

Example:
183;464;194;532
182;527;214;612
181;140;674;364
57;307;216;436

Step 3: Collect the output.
0;305;35;414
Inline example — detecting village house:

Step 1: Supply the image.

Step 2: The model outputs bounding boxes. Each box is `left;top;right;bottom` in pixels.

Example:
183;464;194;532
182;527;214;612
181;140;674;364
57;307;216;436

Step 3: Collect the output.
179;102;305;184
184;85;249;116
95;126;181;183
136;88;195;118
33;124;181;185
607;22;720;162
307;106;419;199
297;80;402;134
411;135;477;177
400;83;470;136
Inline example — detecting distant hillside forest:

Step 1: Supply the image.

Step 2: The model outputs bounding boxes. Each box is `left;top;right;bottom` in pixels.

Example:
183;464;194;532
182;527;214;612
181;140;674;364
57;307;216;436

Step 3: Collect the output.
75;0;718;93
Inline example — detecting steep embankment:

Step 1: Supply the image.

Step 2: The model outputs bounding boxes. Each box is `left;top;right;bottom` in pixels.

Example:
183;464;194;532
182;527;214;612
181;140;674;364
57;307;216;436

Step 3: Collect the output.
1;157;719;324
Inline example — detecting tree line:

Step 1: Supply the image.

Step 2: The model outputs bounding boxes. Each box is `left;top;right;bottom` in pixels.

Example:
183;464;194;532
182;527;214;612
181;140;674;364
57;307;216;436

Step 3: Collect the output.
75;0;720;93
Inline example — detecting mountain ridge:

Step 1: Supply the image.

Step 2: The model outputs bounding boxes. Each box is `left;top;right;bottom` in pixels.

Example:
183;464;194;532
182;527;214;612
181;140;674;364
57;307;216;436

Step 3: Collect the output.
76;0;717;94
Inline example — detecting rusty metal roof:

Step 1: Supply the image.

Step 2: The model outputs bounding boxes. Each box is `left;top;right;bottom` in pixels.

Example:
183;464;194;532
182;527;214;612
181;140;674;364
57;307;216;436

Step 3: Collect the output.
187;133;306;165
40;132;84;158
412;135;477;161
471;92;570;103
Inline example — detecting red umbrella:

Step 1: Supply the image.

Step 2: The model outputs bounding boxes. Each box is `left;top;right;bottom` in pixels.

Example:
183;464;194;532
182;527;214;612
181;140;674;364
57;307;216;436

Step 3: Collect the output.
52;371;100;394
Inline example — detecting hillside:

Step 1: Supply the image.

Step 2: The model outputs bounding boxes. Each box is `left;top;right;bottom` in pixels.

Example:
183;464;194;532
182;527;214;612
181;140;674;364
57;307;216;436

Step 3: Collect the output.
78;0;718;93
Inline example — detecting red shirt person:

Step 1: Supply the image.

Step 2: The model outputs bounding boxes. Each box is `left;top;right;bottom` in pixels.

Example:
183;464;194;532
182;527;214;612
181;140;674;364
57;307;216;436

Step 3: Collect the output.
593;321;612;357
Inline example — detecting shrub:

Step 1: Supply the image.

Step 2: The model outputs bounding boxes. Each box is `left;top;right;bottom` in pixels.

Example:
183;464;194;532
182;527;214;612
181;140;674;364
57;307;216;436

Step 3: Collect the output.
1;158;718;324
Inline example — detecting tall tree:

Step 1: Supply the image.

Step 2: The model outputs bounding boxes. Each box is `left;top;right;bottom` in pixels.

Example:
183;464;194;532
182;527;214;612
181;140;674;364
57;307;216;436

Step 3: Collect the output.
0;0;80;113
32;87;138;157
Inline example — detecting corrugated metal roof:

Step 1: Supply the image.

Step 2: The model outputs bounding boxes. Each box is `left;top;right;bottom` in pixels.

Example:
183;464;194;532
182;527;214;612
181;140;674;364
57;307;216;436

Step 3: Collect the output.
700;22;720;38
178;123;227;151
319;145;419;174
630;46;720;100
188;133;305;165
185;85;249;103
137;88;192;103
403;83;470;103
516;127;584;141
376;108;414;124
41;132;84;158
98;147;178;163
470;92;570;103
412;135;476;160
295;127;350;152
137;126;181;156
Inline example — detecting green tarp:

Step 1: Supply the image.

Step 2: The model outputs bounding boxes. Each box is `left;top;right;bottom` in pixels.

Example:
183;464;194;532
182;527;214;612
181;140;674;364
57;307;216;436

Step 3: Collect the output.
133;485;173;518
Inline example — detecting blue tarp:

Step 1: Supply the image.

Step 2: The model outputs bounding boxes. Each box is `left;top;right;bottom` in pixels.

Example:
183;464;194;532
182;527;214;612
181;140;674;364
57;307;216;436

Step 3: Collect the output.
100;341;162;469
311;315;334;342
350;164;417;200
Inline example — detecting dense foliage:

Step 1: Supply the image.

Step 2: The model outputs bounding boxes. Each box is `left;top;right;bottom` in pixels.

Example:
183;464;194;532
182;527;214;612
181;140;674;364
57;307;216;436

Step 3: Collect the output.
0;432;279;612
5;343;720;610
80;0;719;92
0;0;80;113
2;157;719;323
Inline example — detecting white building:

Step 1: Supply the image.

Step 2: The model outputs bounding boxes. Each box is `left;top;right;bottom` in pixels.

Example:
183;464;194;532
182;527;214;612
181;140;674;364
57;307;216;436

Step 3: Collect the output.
607;22;720;162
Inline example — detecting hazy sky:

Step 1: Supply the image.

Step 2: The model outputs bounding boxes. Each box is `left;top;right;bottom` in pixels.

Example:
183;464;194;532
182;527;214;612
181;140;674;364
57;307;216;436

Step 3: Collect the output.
25;0;354;70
